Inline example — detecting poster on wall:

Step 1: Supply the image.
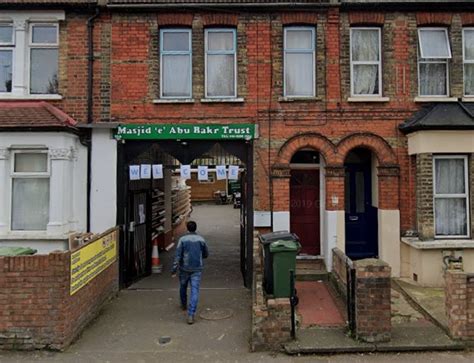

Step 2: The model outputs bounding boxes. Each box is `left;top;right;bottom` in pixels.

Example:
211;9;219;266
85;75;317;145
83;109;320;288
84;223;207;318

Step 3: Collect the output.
198;166;208;181
180;165;191;180
129;165;140;180
152;164;163;179
70;228;118;295
216;165;227;180
140;164;151;179
228;165;239;180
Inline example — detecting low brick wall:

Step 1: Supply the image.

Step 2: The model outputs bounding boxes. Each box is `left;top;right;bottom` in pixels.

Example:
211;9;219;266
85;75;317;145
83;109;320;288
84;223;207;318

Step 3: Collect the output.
354;259;392;343
251;231;292;351
445;270;474;340
331;247;349;300
0;250;118;350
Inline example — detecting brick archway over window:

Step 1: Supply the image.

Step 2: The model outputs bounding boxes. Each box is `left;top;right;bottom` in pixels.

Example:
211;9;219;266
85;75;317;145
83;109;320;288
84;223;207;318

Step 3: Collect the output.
277;133;338;166
336;133;397;166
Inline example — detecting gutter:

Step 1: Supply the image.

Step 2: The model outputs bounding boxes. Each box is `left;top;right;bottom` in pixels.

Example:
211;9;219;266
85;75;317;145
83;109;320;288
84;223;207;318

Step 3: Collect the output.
107;2;339;9
86;7;100;232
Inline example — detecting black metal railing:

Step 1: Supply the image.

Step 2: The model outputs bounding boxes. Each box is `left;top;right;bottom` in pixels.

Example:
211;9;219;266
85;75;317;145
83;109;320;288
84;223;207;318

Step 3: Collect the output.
346;259;356;335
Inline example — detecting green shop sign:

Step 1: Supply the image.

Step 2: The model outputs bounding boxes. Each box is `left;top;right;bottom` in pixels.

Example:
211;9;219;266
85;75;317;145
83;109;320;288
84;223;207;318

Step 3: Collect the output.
115;124;256;140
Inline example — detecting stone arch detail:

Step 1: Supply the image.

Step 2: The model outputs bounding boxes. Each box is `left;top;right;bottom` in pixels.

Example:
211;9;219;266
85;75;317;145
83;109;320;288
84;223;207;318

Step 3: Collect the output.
336;133;397;165
277;133;338;166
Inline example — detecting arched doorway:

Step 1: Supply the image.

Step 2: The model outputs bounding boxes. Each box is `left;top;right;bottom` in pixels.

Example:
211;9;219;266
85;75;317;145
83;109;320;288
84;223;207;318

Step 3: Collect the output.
344;148;378;259
290;150;321;255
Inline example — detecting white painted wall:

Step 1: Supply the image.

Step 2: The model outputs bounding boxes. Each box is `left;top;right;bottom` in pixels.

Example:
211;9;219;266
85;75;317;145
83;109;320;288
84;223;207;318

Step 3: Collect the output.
90;129;117;234
0;132;87;253
273;211;290;231
378;209;401;277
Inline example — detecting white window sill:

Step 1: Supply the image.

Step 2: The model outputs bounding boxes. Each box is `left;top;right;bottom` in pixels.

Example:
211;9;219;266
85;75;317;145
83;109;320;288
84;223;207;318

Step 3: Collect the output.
153;98;195;104
414;96;458;103
278;96;321;102
402;237;474;250
347;96;390;103
0;94;63;101
200;98;244;103
461;97;474;102
0;232;69;240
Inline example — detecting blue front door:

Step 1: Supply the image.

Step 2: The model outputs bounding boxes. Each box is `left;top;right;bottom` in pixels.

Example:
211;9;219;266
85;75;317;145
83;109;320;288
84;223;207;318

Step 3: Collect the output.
344;155;378;260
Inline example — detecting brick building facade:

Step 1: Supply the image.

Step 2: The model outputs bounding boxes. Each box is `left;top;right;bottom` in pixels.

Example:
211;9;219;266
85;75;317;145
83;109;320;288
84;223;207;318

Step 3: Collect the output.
1;0;474;287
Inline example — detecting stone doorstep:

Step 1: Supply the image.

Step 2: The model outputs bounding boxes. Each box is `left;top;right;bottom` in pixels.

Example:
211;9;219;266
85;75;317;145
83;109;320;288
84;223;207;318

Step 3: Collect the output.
296;258;328;282
284;326;465;355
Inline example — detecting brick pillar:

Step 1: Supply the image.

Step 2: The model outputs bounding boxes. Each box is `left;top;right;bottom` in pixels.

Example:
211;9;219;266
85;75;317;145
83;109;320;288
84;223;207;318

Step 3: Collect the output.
445;270;474;340
271;164;290;212
377;166;400;210
355;259;391;343
416;153;434;240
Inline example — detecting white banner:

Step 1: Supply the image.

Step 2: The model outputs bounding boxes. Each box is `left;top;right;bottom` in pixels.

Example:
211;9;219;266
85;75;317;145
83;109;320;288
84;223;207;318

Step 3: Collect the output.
216;165;227;180
140;164;151;179
228;165;239;180
198;166;208;181
180;165;191;180
152;164;163;179
129;165;140;180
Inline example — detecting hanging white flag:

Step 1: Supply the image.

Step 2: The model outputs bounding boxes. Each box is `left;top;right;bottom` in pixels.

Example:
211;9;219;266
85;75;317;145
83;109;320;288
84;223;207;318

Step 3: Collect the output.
198;166;208;181
152;164;163;179
216;165;227;180
129;165;140;180
228;165;239;180
180;165;191;180
141;164;151;179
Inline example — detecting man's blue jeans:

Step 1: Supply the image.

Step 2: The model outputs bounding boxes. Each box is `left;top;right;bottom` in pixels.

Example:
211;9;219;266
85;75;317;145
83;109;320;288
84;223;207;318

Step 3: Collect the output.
179;271;202;317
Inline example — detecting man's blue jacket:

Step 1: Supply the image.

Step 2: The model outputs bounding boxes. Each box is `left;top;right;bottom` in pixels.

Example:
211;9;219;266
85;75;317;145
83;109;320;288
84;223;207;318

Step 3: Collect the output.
172;232;209;273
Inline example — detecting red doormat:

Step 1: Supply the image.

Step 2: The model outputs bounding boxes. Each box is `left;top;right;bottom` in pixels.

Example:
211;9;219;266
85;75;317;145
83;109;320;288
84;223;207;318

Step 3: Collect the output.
296;281;345;328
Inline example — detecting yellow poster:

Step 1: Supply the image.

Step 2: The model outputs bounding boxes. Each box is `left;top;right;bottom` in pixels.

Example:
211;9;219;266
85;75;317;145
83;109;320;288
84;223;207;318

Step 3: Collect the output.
70;228;118;295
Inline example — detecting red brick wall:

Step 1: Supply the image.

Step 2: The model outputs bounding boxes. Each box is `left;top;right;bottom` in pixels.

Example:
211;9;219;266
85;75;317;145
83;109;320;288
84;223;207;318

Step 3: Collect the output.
0;252;118;350
354;259;392;343
445;270;474;340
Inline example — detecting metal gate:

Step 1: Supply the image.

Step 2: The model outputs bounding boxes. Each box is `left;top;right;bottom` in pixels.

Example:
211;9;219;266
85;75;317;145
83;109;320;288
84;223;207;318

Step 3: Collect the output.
346;260;357;335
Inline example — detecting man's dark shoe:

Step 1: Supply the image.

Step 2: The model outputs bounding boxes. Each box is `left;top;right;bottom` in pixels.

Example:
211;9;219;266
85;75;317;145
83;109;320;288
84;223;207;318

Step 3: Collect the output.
187;315;194;325
181;304;187;311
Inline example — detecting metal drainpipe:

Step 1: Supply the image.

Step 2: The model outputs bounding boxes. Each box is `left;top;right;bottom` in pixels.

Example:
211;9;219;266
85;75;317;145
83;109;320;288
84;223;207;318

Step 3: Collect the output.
86;7;100;232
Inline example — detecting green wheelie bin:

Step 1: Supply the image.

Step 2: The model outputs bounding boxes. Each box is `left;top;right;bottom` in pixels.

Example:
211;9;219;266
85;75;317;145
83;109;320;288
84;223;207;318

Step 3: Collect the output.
269;239;301;298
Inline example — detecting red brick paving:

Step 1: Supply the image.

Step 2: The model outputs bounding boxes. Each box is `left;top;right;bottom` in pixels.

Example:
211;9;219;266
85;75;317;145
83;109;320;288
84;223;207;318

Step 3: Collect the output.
296;281;345;328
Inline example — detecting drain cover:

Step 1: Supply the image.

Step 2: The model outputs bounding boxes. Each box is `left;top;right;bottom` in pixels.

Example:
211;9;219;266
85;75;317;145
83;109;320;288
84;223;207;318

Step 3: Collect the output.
199;308;233;320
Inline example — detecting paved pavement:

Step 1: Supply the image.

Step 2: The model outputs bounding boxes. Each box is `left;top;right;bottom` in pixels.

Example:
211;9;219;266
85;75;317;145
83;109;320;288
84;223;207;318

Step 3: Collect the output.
1;205;474;361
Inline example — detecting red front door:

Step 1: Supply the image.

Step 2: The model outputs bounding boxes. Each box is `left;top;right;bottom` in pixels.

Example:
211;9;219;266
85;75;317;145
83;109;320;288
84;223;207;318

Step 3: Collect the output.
290;169;321;255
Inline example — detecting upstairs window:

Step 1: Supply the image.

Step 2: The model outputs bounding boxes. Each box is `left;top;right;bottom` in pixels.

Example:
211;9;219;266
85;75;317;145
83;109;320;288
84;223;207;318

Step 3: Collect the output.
433;156;469;238
463;28;474;96
160;29;192;99
417;28;452;96
205;28;237;98
0;24;13;93
29;24;59;94
350;28;382;96
283;26;315;97
11;150;50;231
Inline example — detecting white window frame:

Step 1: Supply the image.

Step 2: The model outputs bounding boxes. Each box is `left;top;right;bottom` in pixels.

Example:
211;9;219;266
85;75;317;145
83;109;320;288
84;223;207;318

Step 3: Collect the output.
433;155;470;239
283;26;316;98
0;23;14;94
28;23;59;95
462;27;474;97
417;28;451;97
159;28;192;99
0;11;64;99
349;27;382;97
204;28;237;99
10;149;50;231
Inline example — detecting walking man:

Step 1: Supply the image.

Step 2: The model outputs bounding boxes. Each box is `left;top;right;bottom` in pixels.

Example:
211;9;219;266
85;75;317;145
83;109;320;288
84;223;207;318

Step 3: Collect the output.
171;221;209;324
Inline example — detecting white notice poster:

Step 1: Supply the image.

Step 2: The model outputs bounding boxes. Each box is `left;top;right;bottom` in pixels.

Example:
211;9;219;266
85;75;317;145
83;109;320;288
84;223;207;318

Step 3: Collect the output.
216;165;227;180
141;164;151;179
228;165;239;180
180;165;191;180
129;165;140;180
198;166;208;181
152;164;163;179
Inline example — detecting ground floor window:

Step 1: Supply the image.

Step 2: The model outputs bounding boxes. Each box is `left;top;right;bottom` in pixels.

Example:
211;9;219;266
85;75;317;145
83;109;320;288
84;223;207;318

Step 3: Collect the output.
433;155;469;238
11;150;50;230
